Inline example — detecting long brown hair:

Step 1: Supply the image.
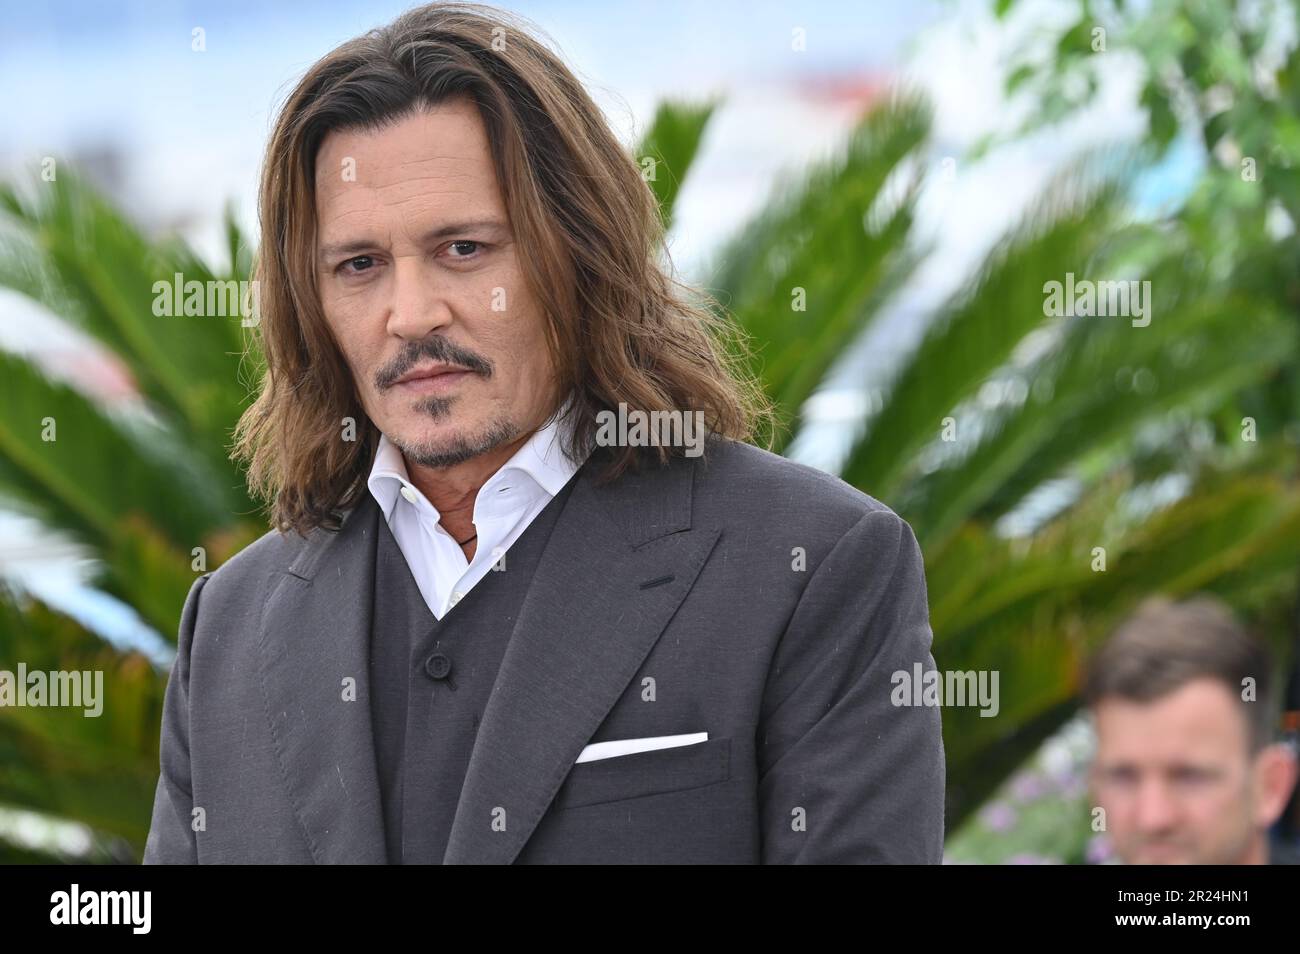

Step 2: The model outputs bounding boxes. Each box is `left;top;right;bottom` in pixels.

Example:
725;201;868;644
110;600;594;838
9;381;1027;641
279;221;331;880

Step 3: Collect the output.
233;1;774;535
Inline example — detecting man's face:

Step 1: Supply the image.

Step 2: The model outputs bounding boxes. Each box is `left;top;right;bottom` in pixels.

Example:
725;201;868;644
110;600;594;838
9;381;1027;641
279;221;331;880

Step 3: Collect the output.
1090;678;1269;864
313;97;556;468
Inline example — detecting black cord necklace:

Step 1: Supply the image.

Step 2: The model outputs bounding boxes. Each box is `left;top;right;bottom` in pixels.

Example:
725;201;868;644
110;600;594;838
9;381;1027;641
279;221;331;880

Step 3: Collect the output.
456;533;478;546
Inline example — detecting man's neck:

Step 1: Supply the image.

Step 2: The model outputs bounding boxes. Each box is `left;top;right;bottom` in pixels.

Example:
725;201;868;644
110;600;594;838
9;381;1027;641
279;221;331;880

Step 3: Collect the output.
403;429;533;545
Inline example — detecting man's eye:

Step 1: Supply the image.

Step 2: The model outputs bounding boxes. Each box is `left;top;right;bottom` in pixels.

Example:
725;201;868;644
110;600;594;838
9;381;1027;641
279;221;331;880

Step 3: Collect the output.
339;255;375;274
447;240;482;258
1103;767;1137;786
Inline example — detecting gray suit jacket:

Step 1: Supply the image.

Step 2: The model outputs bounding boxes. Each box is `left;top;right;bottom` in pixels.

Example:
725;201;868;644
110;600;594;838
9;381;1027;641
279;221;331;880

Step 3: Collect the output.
143;436;945;863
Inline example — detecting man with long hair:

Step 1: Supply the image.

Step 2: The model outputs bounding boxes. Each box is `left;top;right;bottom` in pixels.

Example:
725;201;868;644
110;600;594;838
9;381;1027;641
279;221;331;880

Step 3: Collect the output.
143;1;945;864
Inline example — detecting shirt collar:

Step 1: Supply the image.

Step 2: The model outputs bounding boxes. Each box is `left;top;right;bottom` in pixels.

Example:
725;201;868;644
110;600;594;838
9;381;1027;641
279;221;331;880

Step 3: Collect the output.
366;394;588;523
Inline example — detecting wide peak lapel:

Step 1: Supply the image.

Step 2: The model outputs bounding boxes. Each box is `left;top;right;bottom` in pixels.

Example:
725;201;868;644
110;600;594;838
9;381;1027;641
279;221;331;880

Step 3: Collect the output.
443;451;722;864
256;495;388;863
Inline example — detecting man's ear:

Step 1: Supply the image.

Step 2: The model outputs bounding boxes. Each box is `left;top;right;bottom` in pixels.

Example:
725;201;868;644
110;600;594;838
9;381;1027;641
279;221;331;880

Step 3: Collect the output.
1252;743;1299;828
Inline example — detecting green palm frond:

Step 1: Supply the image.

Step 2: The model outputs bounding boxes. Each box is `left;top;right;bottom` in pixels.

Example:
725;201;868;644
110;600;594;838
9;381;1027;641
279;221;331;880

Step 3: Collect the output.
634;98;721;231
0;586;165;846
840;163;1124;500
0;352;224;633
904;294;1295;551
0;171;251;489
709;91;932;450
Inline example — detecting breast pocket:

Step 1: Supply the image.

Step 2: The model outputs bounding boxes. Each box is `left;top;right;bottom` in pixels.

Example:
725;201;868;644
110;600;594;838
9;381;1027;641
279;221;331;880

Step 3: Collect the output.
553;736;732;810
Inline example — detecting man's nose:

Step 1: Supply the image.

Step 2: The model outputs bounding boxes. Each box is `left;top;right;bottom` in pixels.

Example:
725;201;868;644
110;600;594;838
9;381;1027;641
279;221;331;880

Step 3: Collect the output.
386;254;453;340
1133;778;1180;831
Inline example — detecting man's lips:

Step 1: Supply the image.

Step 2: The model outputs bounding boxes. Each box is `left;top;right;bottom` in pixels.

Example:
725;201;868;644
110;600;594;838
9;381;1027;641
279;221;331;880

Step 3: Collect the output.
391;364;471;386
389;364;475;395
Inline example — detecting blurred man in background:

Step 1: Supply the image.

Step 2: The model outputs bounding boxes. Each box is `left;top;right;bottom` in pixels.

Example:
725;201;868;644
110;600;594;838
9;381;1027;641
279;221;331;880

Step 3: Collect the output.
1084;595;1298;864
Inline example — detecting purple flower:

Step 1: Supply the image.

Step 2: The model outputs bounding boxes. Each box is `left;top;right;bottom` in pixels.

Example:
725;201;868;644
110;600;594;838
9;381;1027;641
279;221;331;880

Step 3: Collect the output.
1086;835;1114;864
1010;772;1049;803
979;801;1017;832
1058;773;1088;799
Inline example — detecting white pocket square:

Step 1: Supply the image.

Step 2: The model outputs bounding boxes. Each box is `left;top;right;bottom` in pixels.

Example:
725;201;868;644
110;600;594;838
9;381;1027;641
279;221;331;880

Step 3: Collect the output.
575;732;708;764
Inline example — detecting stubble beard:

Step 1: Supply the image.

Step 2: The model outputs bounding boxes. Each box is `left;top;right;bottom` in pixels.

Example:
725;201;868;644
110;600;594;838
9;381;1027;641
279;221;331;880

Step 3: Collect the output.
393;394;523;469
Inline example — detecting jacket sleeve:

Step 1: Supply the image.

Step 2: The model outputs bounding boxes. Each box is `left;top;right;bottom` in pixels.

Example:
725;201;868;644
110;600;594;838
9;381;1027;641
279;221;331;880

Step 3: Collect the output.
142;572;210;864
758;508;946;863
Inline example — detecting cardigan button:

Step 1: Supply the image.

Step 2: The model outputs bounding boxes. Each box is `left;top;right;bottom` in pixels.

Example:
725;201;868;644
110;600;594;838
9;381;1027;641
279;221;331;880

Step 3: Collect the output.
424;652;453;681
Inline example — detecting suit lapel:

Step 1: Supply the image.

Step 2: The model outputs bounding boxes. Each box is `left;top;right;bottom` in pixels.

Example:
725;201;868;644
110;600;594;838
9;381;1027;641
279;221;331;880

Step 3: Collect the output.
256;493;388;863
442;451;721;864
256;448;720;865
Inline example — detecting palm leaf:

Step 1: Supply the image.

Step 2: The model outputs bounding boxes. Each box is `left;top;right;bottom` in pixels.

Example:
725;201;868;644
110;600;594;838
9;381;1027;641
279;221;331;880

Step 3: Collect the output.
0;586;165;848
709;91;932;449
633;98;721;230
840;164;1124;500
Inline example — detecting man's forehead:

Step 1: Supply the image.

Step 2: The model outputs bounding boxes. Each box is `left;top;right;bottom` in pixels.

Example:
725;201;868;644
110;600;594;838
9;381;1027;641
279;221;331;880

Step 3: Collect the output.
315;149;493;202
313;153;506;250
1093;689;1250;759
314;106;495;199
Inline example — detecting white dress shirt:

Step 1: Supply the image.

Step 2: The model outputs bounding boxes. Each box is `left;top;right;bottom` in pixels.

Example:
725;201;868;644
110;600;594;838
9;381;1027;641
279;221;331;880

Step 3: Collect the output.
366;402;589;620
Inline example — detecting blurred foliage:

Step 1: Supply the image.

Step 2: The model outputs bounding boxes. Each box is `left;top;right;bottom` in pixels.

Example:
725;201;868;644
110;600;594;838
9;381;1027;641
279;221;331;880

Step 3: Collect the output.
995;0;1300;435
0;173;265;859
635;97;720;233
0;583;162;859
942;0;1300;860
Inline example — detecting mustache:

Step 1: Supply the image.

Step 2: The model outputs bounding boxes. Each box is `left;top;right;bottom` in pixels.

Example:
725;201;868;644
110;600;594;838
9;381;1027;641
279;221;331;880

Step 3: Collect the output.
374;337;491;391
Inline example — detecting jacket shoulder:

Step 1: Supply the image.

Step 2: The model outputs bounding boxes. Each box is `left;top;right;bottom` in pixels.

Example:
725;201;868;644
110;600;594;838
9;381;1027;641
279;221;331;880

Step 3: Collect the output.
694;437;903;530
200;522;308;600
